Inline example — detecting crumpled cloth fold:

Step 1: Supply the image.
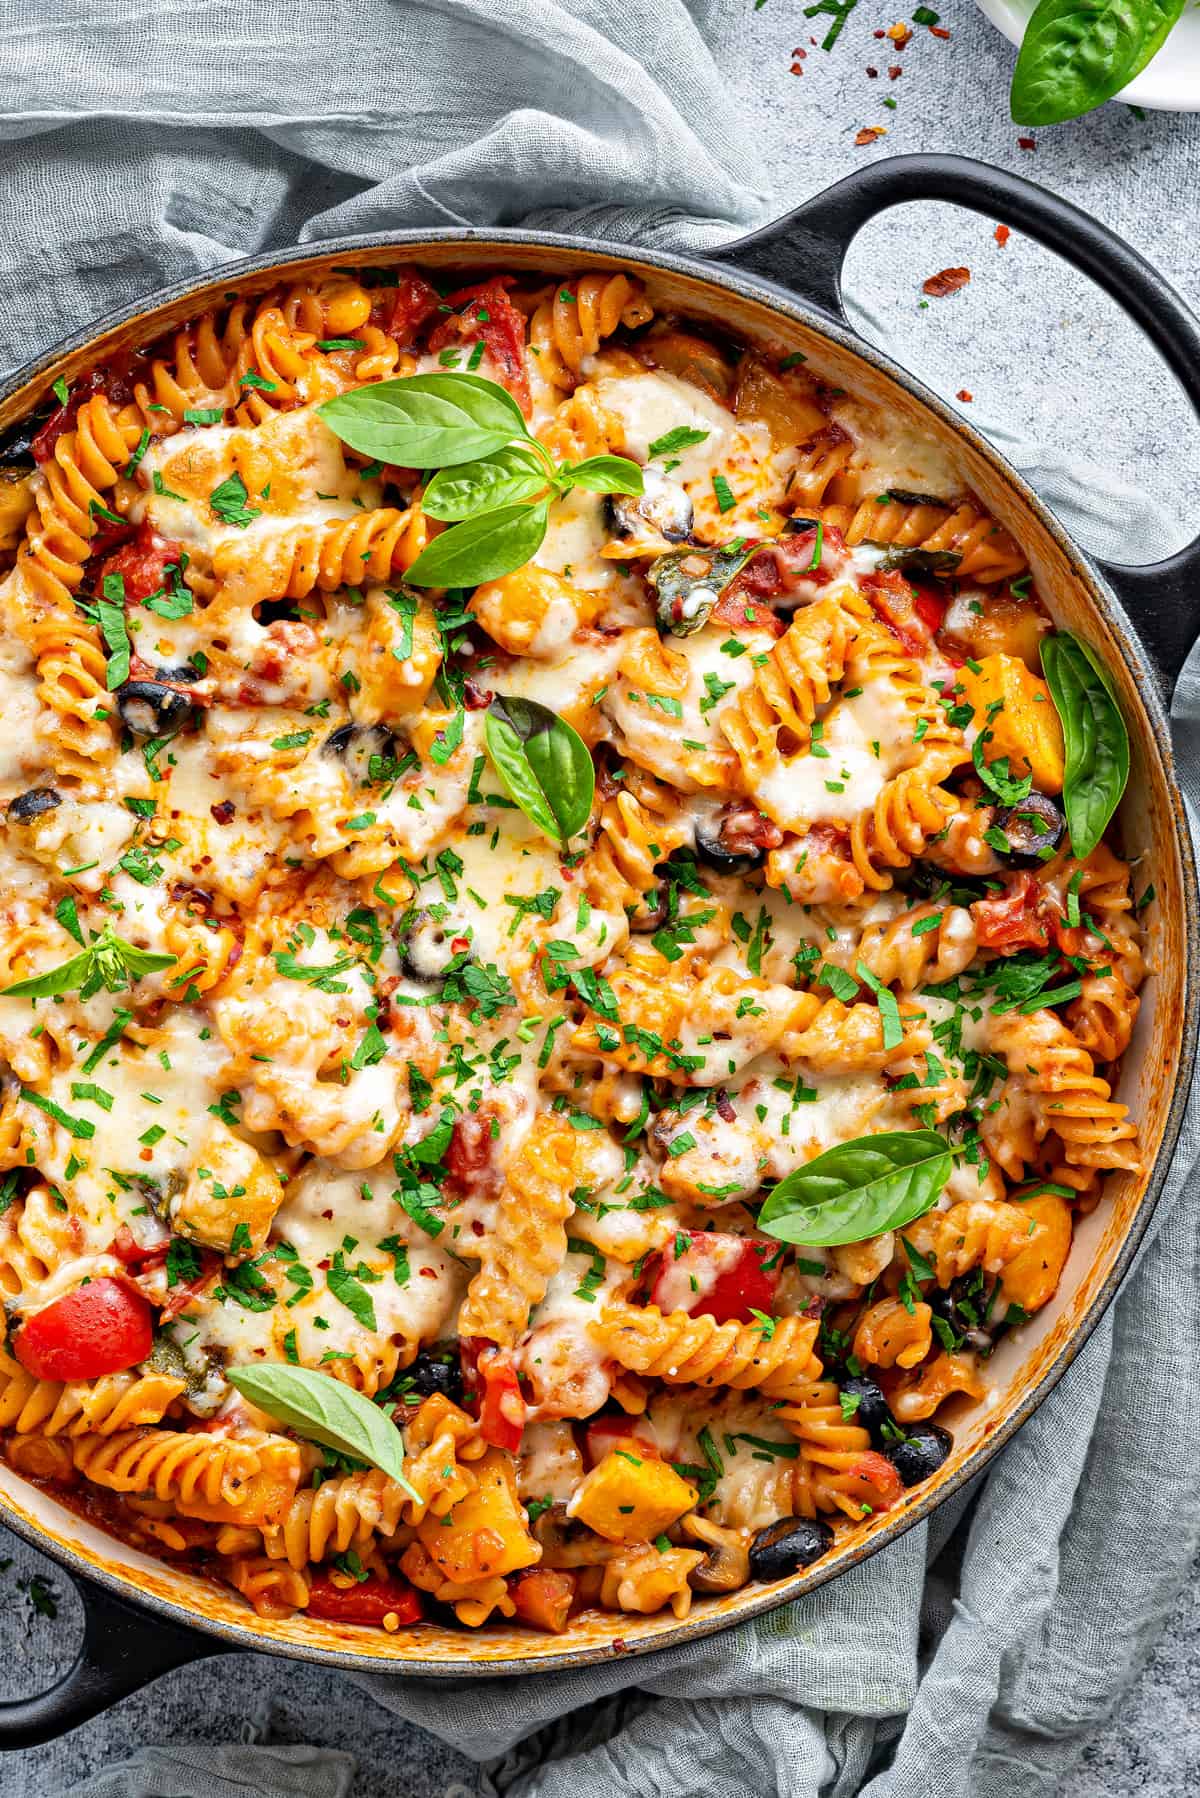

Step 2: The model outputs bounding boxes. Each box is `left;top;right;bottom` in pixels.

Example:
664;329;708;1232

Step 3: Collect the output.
9;4;1194;1795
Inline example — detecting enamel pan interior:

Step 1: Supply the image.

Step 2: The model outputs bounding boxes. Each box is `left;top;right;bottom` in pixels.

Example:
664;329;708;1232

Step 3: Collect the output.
0;196;1194;1682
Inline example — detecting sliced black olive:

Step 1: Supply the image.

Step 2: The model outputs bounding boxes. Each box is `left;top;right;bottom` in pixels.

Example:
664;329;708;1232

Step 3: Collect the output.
928;1275;1001;1354
606;467;694;545
782;515;821;536
838;1375;897;1448
6;786;61;823
888;1422;952;1488
991;792;1065;866
0;413;44;467
694;801;780;876
116;681;193;741
395;1345;463;1404
395;907;462;984
749;1515;833;1580
322;721;397;787
629;884;670;933
880;487;952;509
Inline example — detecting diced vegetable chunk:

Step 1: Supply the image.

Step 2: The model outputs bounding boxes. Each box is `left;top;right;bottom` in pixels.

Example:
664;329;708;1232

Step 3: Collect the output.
958;652;1065;793
647;1231;780;1326
509;1567;576;1633
567;1449;697;1544
417;1447;539;1583
306;1571;423;1626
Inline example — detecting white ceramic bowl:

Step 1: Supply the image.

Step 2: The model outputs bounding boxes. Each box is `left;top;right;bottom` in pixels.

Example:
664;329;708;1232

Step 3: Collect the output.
976;0;1200;111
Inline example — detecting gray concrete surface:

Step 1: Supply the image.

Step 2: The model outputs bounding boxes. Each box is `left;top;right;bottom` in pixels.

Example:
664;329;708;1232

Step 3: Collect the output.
3;1;1200;1790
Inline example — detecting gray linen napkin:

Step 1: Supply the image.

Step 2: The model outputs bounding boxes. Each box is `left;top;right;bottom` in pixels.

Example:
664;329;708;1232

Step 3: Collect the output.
3;3;1196;1794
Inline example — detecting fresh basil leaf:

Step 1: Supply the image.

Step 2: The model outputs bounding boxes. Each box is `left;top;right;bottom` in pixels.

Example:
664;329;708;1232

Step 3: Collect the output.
227;1363;418;1498
1;925;176;1000
2;945;97;999
1010;0;1184;125
563;455;645;496
485;694;595;844
758;1129;952;1248
876;546;962;577
648;542;757;638
405;501;549;588
318;372;527;468
422;445;548;522
1041;631;1129;858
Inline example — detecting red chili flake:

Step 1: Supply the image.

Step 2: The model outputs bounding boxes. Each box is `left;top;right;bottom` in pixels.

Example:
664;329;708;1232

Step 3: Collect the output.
929;23;950;35
888;64;903;77
866;64;879;75
790;61;804;73
957;389;973;402
873;27;886;35
1018;135;1036;150
922;266;971;297
855;126;888;145
995;225;1011;247
792;45;806;54
210;800;236;825
887;21;913;45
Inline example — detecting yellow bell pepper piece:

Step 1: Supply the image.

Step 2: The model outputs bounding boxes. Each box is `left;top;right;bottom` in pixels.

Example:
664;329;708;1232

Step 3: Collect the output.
567;1449;698;1544
958;652;1065;794
418;1448;540;1583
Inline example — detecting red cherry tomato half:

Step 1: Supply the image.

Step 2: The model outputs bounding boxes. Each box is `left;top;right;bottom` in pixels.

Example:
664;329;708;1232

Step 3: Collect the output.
98;520;185;606
305;1572;423;1627
648;1232;781;1327
377;270;440;345
971;872;1051;952
13;1277;154;1381
845;1450;904;1514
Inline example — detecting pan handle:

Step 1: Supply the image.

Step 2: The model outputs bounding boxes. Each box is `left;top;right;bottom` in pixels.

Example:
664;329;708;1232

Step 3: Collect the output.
711;153;1200;692
0;1569;226;1748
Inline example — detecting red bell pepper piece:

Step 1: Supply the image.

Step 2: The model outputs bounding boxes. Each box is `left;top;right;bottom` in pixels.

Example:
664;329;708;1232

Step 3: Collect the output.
306;1571;423;1626
460;1337;526;1450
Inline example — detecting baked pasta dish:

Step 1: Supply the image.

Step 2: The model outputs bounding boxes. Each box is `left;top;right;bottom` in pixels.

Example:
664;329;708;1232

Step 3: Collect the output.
0;264;1144;1637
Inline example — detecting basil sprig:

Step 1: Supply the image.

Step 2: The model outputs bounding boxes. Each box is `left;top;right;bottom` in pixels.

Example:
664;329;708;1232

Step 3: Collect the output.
318;372;642;588
484;694;595;845
2;923;176;1001
227;1363;419;1499
1010;0;1184;126
758;1129;952;1248
1041;631;1129;858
